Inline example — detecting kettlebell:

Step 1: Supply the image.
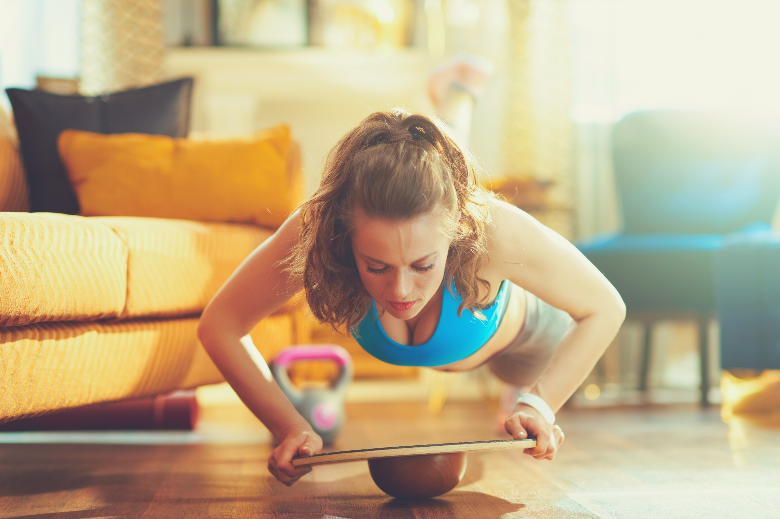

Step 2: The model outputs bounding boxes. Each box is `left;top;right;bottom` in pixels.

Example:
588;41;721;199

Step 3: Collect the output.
271;344;352;445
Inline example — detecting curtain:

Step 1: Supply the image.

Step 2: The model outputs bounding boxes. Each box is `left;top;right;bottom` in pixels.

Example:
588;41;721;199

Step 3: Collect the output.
80;0;167;95
502;0;574;239
0;0;80;104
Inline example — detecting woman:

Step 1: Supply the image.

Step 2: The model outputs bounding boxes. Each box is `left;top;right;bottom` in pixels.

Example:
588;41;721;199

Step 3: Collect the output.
197;108;625;486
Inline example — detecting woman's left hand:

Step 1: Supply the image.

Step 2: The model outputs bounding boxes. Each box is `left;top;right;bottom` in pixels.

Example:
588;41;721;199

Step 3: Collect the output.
504;403;564;460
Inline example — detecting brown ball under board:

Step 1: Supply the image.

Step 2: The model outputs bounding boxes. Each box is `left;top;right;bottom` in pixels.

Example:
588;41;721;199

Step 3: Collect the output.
292;438;537;499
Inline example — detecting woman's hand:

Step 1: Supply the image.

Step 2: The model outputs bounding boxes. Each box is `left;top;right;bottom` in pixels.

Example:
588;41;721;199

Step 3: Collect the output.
267;427;323;486
504;404;564;460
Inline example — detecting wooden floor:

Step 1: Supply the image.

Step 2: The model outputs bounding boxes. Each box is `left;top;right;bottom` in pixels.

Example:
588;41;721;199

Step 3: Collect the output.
1;400;779;518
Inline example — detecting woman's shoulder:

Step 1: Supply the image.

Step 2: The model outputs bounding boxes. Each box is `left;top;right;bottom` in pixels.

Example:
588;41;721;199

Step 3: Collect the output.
484;198;539;245
273;208;303;242
482;198;546;276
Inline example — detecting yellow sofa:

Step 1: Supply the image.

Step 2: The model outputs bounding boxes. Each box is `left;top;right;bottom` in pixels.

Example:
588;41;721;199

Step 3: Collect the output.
0;106;310;423
0;211;312;424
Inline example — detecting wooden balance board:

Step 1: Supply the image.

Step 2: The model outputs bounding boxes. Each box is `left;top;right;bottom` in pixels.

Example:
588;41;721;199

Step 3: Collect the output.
292;438;536;467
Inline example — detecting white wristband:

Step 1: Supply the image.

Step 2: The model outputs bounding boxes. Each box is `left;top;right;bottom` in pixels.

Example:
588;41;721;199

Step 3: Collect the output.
516;393;556;424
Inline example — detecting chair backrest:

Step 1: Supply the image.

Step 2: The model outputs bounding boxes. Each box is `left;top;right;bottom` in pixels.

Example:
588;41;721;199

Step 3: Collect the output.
613;110;780;234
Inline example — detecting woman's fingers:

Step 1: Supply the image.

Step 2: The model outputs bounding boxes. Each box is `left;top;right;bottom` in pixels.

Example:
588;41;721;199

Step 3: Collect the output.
506;408;564;461
268;456;310;486
533;425;565;461
504;412;529;440
507;412;549;456
276;442;302;477
268;433;319;486
298;433;320;457
268;454;312;486
555;425;565;447
529;422;551;458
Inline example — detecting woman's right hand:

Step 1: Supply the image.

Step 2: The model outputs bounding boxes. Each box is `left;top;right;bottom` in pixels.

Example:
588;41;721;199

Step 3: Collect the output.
267;426;323;486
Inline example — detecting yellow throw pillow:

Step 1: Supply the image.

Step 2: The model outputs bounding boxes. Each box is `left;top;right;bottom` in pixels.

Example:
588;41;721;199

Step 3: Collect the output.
57;126;303;229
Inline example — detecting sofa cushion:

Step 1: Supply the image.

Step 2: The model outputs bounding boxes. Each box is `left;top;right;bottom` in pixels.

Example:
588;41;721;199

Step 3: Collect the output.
5;78;193;214
0;105;30;212
0;213;127;327
0;313;294;422
57;125;303;229
91;216;273;318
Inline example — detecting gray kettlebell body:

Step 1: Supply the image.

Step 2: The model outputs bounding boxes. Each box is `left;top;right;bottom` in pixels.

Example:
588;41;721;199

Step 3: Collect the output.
271;345;353;445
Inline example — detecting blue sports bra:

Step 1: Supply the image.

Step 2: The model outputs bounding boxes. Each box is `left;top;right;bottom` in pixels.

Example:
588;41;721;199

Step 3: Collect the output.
350;278;512;367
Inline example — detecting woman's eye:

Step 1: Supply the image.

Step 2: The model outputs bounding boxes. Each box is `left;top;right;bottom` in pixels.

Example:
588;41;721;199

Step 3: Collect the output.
365;263;434;275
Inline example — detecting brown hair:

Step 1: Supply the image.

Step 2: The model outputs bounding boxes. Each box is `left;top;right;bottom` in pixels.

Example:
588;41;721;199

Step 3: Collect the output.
285;108;495;331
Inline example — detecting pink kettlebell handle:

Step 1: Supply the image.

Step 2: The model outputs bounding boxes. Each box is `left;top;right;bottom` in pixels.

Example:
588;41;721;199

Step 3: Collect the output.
274;344;352;368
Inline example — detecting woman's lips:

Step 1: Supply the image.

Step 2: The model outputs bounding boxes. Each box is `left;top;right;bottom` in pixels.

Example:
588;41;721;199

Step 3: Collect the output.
388;301;415;312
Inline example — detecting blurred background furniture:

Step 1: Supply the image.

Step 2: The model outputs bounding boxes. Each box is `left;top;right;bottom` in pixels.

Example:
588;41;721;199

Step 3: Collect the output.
0;94;308;425
0;205;304;427
714;231;780;373
576;110;780;407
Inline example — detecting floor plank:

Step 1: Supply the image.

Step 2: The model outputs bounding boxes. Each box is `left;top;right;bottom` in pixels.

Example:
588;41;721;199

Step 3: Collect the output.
1;401;779;518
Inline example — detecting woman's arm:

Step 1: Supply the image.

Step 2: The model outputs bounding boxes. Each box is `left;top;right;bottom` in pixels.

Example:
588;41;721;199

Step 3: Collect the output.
486;200;626;457
197;211;321;484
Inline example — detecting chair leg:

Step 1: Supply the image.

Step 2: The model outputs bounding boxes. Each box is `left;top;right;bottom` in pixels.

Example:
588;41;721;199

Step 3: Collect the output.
638;321;653;392
698;317;710;408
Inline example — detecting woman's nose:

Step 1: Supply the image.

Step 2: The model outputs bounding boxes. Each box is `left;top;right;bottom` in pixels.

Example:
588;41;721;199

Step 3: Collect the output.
388;270;410;299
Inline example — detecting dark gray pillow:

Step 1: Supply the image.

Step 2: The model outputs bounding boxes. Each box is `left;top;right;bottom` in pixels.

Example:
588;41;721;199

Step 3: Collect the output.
6;78;193;214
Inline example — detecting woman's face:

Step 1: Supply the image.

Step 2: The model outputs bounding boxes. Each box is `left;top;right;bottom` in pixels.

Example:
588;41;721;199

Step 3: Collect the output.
351;205;454;320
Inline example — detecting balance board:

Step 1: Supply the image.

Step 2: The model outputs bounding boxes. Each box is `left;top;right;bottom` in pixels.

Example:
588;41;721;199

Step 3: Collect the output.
292;438;536;467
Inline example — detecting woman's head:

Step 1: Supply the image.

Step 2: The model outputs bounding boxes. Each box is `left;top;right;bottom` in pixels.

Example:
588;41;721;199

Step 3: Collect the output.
350;203;452;321
287;108;493;330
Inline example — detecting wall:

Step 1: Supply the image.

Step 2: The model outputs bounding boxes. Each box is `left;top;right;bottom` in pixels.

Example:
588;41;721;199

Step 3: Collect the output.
164;47;438;194
0;0;80;110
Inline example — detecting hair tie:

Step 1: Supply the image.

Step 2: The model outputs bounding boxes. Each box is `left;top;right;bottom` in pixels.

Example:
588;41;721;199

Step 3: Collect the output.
408;125;426;140
408;125;435;146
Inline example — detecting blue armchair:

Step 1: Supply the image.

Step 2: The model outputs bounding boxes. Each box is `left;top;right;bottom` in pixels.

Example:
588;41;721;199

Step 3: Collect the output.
714;231;780;372
576;110;780;406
